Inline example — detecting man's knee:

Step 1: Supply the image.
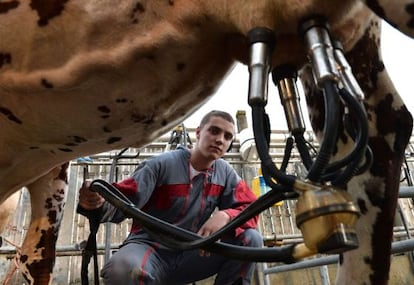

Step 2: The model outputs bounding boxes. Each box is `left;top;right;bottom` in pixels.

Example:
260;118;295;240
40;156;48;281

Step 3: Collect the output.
240;229;263;248
101;252;156;284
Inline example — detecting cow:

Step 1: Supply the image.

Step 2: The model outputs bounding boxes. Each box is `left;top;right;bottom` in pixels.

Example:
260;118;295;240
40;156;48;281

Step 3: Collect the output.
0;0;413;284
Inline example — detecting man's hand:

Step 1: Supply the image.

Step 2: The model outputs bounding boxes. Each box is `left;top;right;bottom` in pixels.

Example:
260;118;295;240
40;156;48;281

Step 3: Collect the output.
197;210;231;237
78;180;105;210
197;210;231;257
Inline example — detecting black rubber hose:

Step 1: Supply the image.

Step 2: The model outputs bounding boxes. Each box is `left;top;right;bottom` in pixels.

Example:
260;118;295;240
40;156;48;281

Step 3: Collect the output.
343;110;357;140
144;228;298;263
331;88;369;185
320;88;368;174
321;145;372;182
306;80;340;182
280;136;294;172
355;146;373;175
144;186;292;251
146;187;299;252
294;134;314;170
90;179;299;263
90;179;289;250
251;105;296;187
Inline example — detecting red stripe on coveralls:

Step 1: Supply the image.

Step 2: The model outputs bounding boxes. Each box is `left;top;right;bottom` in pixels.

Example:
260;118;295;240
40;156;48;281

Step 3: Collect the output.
113;178;138;197
138;244;158;285
152;184;190;209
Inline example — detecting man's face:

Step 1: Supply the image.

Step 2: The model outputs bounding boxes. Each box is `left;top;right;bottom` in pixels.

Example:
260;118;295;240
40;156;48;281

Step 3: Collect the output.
196;116;235;160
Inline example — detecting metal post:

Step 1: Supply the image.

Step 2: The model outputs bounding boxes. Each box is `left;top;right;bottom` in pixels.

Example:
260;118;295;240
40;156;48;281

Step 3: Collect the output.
319;264;331;285
104;148;129;263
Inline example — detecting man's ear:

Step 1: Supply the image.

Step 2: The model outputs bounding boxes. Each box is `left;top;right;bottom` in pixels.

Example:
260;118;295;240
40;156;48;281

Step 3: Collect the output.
195;126;201;140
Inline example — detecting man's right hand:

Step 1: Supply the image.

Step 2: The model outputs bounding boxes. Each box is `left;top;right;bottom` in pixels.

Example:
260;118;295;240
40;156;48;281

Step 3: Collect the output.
78;180;105;210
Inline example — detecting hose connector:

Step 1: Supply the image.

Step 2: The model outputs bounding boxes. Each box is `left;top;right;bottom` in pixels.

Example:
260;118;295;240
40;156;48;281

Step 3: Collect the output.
272;64;306;134
299;16;339;87
247;27;276;107
333;40;365;101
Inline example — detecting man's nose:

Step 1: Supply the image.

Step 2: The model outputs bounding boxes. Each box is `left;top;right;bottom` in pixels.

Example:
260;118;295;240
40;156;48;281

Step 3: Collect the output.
215;134;224;144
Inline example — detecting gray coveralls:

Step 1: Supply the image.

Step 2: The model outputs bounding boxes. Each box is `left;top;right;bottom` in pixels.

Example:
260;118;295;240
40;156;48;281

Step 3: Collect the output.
85;146;262;285
101;228;262;285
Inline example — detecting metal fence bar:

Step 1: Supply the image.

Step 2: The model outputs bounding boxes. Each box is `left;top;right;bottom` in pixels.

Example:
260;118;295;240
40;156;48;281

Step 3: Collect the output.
263;239;414;275
400;186;414;198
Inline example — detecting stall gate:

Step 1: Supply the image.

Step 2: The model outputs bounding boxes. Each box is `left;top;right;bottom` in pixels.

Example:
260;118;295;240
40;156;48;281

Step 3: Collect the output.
1;129;414;284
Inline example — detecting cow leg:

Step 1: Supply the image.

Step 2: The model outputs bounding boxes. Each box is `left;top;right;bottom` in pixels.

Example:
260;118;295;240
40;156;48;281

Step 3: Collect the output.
336;17;412;285
19;163;68;285
300;16;413;285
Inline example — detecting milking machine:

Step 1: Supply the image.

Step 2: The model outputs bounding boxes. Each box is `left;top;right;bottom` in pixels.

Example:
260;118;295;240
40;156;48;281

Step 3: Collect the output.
248;16;368;256
89;15;371;263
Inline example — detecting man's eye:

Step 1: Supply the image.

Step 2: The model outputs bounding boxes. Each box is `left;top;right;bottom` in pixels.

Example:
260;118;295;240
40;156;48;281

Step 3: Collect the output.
209;127;220;135
224;134;233;141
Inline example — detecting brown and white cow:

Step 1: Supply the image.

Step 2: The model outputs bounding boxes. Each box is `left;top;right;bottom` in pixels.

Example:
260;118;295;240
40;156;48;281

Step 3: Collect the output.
0;1;413;284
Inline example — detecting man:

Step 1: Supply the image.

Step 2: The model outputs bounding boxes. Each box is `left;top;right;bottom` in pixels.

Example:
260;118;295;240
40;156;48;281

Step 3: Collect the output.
78;110;262;285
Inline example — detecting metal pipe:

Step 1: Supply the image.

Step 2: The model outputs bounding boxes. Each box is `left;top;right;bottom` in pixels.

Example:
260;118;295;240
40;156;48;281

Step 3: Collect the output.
0;244;121;257
268;207;277;235
104;148;130;263
264;238;414;274
276;205;286;235
400;186;414;198
319;264;331;285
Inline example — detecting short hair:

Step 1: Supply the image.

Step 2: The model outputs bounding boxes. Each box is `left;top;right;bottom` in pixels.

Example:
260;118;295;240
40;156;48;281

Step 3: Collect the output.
199;110;235;128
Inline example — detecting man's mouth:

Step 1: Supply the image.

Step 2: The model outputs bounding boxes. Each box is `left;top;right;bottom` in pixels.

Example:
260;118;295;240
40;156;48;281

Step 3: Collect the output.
210;146;221;152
